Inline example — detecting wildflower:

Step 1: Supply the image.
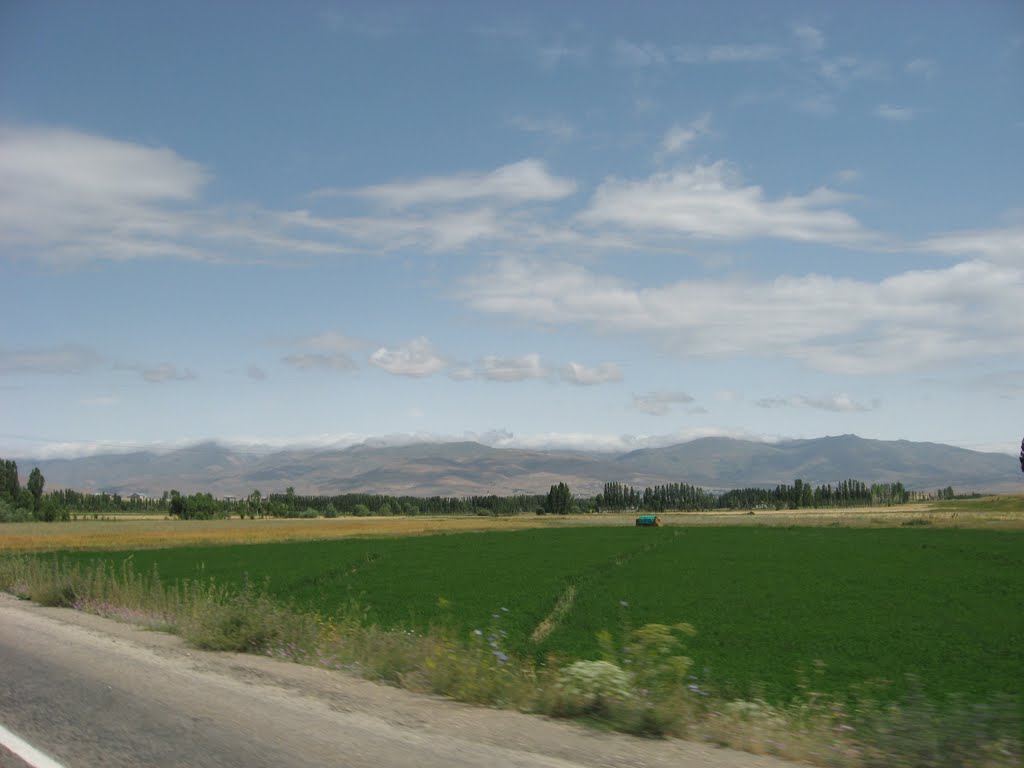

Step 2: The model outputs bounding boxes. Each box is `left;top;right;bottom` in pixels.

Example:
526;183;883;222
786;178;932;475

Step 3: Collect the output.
473;629;483;636
619;600;629;608
500;606;509;612
492;650;509;663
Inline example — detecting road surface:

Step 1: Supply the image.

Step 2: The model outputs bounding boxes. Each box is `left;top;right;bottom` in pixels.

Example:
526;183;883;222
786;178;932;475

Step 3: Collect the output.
0;594;796;768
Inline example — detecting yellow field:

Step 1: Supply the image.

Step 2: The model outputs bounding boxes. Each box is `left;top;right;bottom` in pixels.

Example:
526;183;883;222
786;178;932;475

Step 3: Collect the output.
1;496;1021;553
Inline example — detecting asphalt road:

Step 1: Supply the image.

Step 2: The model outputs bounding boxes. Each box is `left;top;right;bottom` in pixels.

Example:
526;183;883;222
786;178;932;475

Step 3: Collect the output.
0;595;797;768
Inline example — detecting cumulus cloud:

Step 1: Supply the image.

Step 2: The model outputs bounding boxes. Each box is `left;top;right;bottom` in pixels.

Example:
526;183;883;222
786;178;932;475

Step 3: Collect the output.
142;364;196;383
633;391;695;416
479;353;547;382
334;159;576;209
369;337;447;377
461;258;1023;374
0;344;102;374
560;362;623;386
754;394;880;412
579;161;872;246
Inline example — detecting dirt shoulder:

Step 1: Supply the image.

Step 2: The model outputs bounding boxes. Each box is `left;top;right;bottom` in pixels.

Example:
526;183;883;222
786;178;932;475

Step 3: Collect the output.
0;593;798;768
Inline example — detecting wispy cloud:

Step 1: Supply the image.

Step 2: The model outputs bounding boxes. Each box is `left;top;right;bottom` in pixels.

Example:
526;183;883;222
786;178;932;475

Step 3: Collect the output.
247;365;267;381
282;331;362;372
633;391;695;416
560;362;622;386
537;42;589;69
0;344;102;374
461;258;1023;374
876;104;915;121
754;394;880;412
674;43;784;63
326;159;577;209
479;353;547;382
142;364;196;383
792;23;825;54
657;113;711;158
0;125;347;265
369;337;447;377
510;115;577;140
906;58;937;79
282;353;357;372
580;161;872;246
613;38;783;67
921;224;1024;264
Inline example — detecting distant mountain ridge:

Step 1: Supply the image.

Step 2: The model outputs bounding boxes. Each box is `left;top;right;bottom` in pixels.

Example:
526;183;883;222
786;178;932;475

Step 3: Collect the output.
13;435;1021;498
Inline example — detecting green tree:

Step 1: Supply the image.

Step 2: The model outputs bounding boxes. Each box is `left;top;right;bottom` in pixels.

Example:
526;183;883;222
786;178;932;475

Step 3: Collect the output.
247;489;262;518
0;459;20;502
27;467;44;513
544;482;574;515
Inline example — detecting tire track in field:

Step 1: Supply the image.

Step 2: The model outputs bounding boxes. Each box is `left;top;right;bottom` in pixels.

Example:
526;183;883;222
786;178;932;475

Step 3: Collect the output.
529;530;681;646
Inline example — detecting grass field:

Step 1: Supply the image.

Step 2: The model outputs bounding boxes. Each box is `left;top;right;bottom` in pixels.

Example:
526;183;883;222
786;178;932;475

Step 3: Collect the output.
43;525;1023;713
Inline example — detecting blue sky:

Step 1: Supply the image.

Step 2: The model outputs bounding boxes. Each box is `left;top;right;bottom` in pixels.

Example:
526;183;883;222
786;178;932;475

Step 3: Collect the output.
1;1;1022;459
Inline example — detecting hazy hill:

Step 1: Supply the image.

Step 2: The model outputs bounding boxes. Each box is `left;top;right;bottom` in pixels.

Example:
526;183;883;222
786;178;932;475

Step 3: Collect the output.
13;435;1020;498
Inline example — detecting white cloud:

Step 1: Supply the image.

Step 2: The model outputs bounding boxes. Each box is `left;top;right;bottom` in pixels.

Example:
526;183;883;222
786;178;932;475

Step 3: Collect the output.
337;159;576;209
282;353;357;372
510;115;577;140
658;114;711;157
479;353;547;382
612;39;668;67
142;364;196;383
0;344;101;374
921;225;1024;265
614;39;783;67
633;391;695;416
754;394;880;412
876;104;915;121
580;161;872;245
537;43;588;69
819;56;886;86
247;365;267;381
674;43;784;63
369;337;447;377
461;258;1024;374
0;126;348;264
560;362;623;386
835;168;862;185
296;331;364;353
792;23;825;54
906;58;937;78
0;126;207;263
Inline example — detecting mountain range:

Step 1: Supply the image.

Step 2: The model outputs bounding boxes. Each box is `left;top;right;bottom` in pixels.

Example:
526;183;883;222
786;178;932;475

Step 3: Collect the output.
12;435;1021;498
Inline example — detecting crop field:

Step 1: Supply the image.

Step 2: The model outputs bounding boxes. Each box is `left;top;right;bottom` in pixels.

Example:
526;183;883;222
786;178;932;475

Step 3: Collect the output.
44;525;1024;712
3;494;1022;554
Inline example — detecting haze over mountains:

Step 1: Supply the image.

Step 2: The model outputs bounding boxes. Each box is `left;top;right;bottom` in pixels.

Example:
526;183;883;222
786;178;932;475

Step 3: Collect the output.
15;435;1021;498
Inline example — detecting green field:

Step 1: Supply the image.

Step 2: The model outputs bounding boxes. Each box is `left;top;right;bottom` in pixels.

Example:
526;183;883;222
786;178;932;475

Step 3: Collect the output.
53;526;1023;708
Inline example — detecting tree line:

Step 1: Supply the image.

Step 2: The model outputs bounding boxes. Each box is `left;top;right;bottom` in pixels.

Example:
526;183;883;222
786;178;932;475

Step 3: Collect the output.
0;456;949;523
